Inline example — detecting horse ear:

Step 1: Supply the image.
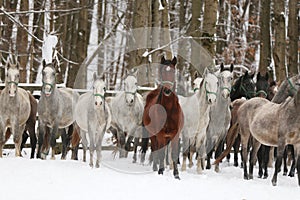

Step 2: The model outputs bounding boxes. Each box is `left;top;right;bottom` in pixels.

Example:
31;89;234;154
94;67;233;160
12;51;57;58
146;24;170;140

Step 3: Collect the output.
265;72;269;80
250;72;255;79
171;56;177;66
244;71;249;77
257;72;261;81
131;68;139;77
230;64;234;72
42;59;46;68
161;56;166;64
194;71;199;80
220;63;224;72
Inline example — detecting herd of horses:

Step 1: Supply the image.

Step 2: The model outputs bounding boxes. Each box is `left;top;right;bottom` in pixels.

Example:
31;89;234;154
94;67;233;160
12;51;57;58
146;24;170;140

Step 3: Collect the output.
0;55;299;187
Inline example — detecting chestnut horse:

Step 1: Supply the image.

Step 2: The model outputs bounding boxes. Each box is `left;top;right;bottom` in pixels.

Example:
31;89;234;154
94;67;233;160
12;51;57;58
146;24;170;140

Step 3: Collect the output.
142;56;184;179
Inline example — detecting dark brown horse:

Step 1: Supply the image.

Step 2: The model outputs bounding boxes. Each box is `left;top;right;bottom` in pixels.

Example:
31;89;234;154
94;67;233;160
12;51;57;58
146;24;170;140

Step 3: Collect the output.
142;56;184;179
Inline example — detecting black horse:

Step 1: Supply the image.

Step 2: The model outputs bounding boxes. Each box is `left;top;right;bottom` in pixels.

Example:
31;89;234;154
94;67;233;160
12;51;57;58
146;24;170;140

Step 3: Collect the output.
226;71;255;167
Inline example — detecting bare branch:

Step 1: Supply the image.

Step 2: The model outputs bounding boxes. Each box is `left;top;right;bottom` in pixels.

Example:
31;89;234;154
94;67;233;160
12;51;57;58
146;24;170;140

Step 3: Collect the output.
0;7;43;43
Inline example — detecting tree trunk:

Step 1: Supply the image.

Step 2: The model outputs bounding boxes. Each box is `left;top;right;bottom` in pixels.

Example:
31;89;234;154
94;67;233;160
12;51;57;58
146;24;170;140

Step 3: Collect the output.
216;0;227;64
160;0;172;59
273;0;286;83
16;0;29;83
287;0;298;76
188;0;202;80
30;0;44;83
128;0;150;86
258;0;271;76
201;0;217;62
245;0;259;69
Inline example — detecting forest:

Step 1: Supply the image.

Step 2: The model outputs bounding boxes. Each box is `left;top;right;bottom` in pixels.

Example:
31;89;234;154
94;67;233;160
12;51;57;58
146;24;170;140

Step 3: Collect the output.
0;0;299;94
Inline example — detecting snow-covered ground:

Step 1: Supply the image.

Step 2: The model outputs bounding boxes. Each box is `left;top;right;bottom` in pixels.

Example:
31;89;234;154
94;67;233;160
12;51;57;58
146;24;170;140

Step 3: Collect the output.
0;144;299;200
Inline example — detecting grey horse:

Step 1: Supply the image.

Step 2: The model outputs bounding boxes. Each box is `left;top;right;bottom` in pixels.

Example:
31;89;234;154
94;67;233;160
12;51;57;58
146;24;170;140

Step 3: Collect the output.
206;63;234;172
37;59;79;159
110;70;144;162
0;57;31;157
74;73;111;168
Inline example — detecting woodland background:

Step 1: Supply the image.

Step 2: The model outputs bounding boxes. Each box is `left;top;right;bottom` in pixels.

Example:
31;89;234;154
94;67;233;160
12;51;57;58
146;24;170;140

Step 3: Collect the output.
0;0;299;94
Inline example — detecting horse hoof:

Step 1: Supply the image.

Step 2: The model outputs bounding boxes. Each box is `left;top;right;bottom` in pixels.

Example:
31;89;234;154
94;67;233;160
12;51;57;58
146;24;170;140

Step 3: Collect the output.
272;180;277;186
244;175;249;180
174;175;180;180
249;174;253;179
158;169;164;175
258;174;262;178
263;175;268;179
288;173;295;177
283;171;287;176
96;163;100;168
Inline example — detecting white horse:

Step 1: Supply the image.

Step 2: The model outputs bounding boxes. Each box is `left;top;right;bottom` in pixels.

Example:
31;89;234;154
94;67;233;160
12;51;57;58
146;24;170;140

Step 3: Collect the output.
179;69;219;173
110;70;144;162
74;73;111;168
206;63;234;172
0;57;31;157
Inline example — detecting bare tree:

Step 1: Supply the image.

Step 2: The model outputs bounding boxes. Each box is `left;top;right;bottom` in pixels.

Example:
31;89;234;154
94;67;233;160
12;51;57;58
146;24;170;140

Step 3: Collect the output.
287;0;298;76
273;0;287;83
258;0;271;76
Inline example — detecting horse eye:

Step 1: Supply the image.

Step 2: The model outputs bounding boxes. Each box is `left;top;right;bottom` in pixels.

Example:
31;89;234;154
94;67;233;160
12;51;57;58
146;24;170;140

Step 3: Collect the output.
103;87;106;91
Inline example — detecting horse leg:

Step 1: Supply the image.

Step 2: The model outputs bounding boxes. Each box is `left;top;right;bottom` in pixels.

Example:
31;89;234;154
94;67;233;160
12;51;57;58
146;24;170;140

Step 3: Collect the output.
171;138;180;179
140;125;149;164
151;137;159;172
272;141;285;186
125;135;134;152
214;142;224;173
288;146;296;177
60;128;68;160
181;136;188;171
80;131;88;162
37;120;45;159
95;131;104;168
283;145;288;175
27;124;37;159
206;150;213;170
158;146;166;175
240;127;250;180
257;145;264;178
132;137;139;163
233;135;241;167
50;129;57;160
263;146;271;179
196;138;206;174
249;139;261;179
296;153;300;186
12;121;23;157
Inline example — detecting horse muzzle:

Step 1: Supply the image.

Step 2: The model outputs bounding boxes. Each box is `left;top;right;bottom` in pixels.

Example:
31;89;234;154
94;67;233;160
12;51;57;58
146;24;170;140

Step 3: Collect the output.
207;95;217;105
221;90;230;99
8;89;17;97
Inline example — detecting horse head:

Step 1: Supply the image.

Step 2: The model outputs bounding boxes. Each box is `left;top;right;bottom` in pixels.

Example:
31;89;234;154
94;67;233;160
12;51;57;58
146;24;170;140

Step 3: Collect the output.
93;72;106;107
202;69;218;104
219;63;234;99
6;55;20;97
256;72;269;99
42;59;58;97
124;69;138;106
160;56;177;96
230;70;255;101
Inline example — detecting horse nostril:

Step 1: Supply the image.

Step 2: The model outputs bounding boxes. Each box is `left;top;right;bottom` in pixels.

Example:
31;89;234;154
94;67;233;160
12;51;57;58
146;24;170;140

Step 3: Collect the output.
95;102;98;106
130;99;134;104
208;99;212;104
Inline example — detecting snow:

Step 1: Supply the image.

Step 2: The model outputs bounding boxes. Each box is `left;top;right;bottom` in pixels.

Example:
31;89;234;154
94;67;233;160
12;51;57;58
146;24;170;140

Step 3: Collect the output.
0;146;299;200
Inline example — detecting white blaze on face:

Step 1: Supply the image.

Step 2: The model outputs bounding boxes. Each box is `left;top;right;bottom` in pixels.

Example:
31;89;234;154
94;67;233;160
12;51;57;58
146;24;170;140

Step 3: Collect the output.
42;67;56;96
93;79;105;107
124;76;137;105
7;68;19;97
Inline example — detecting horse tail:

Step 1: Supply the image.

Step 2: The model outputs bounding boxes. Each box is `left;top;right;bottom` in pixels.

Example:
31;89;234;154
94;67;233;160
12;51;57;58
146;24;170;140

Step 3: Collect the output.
213;122;239;165
70;124;80;148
